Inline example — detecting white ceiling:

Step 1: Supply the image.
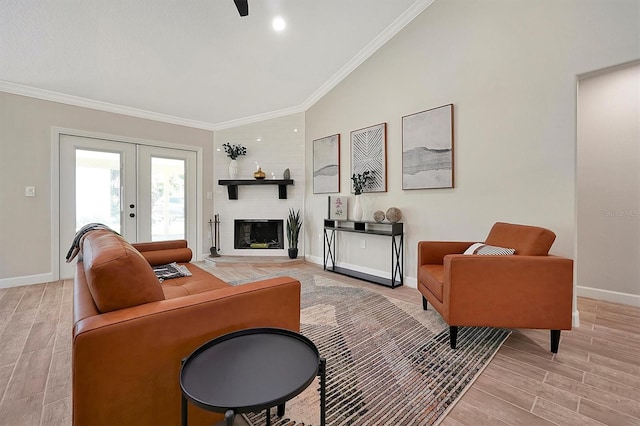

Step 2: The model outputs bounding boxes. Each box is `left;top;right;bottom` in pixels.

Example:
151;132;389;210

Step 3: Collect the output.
0;0;433;129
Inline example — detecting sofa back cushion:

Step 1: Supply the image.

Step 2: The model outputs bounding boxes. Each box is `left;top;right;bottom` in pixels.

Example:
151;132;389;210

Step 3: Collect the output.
82;230;165;313
485;222;556;256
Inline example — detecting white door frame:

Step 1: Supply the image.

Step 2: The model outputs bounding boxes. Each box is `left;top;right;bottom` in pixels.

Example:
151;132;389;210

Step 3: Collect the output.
51;127;204;281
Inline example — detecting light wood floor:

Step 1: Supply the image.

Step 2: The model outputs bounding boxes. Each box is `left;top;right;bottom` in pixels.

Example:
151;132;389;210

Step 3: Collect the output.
0;262;639;426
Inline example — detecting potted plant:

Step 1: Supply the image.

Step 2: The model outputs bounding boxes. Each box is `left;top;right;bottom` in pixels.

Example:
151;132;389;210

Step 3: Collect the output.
222;142;247;179
351;170;374;221
286;208;302;259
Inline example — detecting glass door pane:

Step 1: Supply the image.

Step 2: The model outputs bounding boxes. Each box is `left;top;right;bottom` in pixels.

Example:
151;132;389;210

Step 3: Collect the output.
75;149;122;233
137;145;197;247
151;157;185;241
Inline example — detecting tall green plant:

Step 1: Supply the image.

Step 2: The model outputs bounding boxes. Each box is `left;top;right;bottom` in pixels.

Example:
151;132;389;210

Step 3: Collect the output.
286;208;302;249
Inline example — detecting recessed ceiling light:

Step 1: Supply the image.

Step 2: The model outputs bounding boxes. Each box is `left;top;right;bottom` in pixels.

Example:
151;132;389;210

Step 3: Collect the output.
272;16;286;32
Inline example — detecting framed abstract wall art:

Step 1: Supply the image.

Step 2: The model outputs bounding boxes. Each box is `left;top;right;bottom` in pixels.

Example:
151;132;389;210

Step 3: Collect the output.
350;123;387;193
402;104;454;189
313;134;340;194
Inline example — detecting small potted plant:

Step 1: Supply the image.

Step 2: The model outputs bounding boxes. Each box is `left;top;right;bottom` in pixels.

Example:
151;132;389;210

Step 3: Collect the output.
351;170;374;195
286;208;302;259
222;143;247;179
351;171;374;221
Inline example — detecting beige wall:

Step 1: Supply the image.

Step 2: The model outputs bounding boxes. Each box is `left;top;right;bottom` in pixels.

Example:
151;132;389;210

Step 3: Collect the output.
304;0;640;302
0;92;214;284
577;62;640;305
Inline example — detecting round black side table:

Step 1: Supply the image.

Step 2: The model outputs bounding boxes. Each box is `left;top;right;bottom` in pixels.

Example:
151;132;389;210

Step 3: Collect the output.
180;328;326;426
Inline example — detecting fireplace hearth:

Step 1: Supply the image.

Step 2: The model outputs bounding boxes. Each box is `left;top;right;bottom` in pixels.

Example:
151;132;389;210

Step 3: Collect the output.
234;219;284;249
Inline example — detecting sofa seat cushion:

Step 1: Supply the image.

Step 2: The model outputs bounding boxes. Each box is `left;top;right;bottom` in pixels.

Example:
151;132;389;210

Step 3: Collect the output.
161;264;230;299
82;230;165;313
418;264;444;303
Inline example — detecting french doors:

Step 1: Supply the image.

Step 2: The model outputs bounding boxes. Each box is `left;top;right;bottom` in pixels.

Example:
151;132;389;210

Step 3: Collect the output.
59;134;197;279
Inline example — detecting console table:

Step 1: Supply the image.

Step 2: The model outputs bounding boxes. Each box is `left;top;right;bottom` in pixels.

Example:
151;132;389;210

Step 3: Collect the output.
323;219;403;288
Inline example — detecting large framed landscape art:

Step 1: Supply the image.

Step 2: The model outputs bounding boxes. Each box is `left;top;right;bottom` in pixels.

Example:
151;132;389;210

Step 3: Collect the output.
313;134;340;194
402;104;454;189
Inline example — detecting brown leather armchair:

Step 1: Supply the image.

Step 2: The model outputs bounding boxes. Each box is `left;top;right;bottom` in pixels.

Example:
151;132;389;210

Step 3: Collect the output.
417;222;573;353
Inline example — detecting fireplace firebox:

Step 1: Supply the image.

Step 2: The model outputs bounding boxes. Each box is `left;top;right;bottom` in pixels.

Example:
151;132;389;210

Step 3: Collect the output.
234;219;284;249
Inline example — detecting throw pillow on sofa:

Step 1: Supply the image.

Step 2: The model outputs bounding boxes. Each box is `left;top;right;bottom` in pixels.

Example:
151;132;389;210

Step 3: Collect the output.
463;242;516;255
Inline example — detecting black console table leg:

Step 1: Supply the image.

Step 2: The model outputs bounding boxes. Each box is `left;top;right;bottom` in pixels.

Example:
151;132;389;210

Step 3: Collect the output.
265;407;271;426
277;403;285;417
319;357;327;426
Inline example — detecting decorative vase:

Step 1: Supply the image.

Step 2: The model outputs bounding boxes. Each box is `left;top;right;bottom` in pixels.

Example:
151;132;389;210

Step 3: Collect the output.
353;194;362;221
228;159;238;179
288;248;298;259
254;167;266;180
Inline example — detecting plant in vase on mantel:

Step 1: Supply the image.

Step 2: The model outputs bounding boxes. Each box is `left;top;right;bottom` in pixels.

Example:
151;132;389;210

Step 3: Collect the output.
351;170;374;221
222;143;247;179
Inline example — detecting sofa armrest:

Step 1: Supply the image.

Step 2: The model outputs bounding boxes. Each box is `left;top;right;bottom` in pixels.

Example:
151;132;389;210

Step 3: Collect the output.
132;240;187;252
72;276;301;426
443;255;573;329
418;241;476;266
132;240;192;265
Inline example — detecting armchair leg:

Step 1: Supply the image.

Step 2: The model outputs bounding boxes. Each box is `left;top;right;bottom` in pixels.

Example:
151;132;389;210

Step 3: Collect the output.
449;326;458;349
422;297;428;310
550;330;561;353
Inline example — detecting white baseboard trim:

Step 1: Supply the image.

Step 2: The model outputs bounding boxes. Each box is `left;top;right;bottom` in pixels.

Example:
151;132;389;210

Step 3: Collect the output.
577;285;640;308
573;310;580;328
0;273;55;289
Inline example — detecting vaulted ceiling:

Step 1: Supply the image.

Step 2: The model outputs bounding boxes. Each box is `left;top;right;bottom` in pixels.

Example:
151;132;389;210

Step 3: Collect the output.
0;0;433;129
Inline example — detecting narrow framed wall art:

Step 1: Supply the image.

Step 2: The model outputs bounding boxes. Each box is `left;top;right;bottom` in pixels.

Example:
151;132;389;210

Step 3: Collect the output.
313;134;340;194
402;104;454;189
350;123;387;193
328;195;348;220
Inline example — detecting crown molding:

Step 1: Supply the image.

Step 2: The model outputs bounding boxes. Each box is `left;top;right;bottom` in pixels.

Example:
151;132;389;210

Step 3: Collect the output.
212;104;306;130
0;80;216;131
300;0;435;111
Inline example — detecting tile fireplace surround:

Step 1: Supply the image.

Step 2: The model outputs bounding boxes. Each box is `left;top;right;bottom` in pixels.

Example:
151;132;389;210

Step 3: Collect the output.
212;112;305;258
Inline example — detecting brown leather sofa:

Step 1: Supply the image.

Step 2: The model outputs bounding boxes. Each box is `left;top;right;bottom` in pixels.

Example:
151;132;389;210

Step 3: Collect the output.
417;222;573;353
73;230;301;426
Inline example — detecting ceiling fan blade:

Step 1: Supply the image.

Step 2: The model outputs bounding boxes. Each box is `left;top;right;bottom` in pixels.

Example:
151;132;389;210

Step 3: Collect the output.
234;0;248;17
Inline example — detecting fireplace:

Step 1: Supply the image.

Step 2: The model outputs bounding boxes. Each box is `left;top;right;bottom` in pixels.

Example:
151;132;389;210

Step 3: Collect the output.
234;219;284;249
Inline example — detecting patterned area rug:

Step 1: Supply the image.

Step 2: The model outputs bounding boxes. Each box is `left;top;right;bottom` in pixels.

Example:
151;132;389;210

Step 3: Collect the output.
229;271;509;426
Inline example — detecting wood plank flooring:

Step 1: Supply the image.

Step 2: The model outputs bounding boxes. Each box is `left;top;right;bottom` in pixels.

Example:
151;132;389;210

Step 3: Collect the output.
0;262;638;425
